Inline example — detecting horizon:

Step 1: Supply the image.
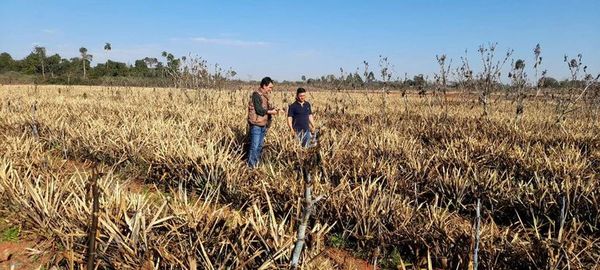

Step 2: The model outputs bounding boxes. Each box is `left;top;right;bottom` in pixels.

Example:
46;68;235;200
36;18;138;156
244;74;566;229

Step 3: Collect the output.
1;0;599;82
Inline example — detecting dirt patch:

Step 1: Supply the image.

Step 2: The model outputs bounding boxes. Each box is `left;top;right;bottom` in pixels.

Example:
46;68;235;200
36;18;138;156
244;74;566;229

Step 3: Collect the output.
57;159;92;172
124;178;159;194
323;248;374;270
0;241;51;270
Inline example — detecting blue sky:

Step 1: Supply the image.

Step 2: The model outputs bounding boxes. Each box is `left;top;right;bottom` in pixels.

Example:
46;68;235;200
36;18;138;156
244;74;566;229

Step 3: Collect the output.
1;0;599;81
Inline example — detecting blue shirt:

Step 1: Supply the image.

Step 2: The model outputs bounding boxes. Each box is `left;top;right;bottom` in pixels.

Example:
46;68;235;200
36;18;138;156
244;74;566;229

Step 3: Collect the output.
287;101;312;132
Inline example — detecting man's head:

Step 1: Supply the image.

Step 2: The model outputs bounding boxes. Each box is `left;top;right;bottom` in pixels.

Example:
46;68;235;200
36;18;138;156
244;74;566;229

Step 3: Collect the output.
296;87;307;103
260;77;274;94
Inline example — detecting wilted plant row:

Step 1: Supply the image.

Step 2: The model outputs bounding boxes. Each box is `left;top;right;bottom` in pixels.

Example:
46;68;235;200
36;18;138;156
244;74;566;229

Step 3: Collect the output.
0;159;341;269
1;85;599;268
1;152;598;269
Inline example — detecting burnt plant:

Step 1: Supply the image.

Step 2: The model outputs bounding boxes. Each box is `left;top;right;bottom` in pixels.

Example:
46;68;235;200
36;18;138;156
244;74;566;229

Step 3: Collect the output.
475;43;512;118
434;54;452;114
508;58;527;126
533;44;546;97
555;54;600;125
379;55;393;120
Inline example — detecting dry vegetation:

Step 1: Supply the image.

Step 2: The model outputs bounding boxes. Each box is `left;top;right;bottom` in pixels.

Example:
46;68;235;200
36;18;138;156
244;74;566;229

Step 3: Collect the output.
0;84;599;269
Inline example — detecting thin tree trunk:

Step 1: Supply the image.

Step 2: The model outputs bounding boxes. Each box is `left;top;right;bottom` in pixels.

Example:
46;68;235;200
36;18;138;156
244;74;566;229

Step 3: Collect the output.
515;96;524;127
291;168;325;268
558;195;566;243
86;169;101;270
473;198;481;270
481;93;489;117
291;171;312;269
105;51;109;74
31;102;39;140
41;59;46;79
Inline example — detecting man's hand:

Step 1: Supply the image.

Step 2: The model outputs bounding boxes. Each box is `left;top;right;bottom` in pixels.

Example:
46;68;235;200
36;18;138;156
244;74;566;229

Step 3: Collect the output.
268;108;280;115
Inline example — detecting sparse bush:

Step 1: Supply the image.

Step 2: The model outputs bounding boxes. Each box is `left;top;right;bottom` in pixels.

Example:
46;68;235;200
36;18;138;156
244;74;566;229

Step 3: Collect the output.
554;54;600;124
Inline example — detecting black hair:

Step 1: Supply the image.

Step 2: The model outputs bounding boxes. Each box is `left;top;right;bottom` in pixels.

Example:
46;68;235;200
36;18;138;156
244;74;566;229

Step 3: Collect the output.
296;87;306;95
260;77;274;88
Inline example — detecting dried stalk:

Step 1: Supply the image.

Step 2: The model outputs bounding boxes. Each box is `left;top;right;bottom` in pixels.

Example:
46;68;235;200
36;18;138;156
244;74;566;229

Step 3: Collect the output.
31;101;39;139
86;168;101;270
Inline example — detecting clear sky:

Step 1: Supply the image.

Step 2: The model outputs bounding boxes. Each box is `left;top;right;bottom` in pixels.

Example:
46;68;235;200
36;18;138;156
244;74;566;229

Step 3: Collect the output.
1;0;599;81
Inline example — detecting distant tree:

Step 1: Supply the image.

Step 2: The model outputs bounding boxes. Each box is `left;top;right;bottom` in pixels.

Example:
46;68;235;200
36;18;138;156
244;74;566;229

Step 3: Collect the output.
45;54;62;78
325;74;336;85
33;46;47;79
22;52;40;74
0;52;15;72
366;71;375;84
161;51;182;86
413;74;426;87
143;57;158;68
141;57;160;77
103;60;129;76
53;57;72;79
156;61;164;72
161;51;180;70
134;59;147;69
344;73;355;88
67;57;81;83
79;47;93;79
104;42;111;53
228;68;237;79
133;59;149;76
540;76;559;88
104;42;112;72
301;75;306;82
353;72;363;85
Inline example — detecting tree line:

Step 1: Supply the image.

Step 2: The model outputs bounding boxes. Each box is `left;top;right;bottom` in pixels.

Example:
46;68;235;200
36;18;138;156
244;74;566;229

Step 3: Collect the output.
0;43;592;91
0;44;236;88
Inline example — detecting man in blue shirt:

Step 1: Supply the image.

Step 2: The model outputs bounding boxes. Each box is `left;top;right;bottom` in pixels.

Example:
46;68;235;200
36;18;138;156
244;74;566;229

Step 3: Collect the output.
287;88;315;147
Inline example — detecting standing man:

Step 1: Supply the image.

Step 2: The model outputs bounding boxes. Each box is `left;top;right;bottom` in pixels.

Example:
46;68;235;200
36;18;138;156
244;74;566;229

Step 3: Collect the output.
287;87;315;147
247;77;280;168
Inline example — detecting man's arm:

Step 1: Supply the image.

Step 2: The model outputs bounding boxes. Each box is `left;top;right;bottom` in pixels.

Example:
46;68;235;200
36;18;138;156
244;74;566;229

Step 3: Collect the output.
252;92;268;116
308;103;315;133
287;105;295;135
287;116;295;135
253;92;278;115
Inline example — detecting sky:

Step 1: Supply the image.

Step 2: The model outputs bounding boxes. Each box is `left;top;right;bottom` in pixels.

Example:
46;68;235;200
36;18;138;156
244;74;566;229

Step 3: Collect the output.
1;0;599;81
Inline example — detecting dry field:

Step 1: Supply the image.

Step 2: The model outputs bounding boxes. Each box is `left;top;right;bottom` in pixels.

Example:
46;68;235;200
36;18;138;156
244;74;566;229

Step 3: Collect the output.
0;84;599;269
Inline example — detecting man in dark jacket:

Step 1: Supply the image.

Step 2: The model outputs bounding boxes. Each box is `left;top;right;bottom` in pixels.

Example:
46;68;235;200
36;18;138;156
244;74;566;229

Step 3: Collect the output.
247;77;280;167
287;87;315;147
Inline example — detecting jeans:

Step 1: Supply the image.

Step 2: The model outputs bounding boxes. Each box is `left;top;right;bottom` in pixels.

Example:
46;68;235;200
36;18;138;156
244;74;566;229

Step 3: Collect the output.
248;125;267;167
296;130;312;148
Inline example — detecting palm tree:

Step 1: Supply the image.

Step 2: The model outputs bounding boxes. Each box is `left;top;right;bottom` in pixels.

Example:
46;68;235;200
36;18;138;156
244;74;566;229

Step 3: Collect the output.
104;42;111;53
33;46;46;79
104;42;111;73
79;47;93;79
